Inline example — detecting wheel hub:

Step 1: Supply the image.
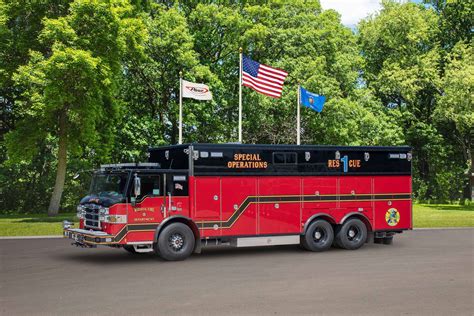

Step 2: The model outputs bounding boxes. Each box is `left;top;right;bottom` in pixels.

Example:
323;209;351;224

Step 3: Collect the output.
348;229;356;238
169;234;184;251
314;231;322;240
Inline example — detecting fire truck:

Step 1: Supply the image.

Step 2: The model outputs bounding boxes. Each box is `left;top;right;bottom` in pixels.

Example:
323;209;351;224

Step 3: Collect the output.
63;143;412;261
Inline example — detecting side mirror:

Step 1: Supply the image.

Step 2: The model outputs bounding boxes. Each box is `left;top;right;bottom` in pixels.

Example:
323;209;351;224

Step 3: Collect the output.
133;174;141;197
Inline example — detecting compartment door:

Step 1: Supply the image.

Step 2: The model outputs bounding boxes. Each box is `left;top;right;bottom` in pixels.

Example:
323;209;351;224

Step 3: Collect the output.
221;177;257;236
258;177;301;235
193;177;221;221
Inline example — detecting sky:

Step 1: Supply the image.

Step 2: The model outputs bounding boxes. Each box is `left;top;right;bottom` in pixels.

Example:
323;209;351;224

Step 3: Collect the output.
319;0;382;27
319;0;422;28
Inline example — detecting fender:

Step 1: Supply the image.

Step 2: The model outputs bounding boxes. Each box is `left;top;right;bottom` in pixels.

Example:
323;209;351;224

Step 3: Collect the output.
154;215;201;253
302;213;336;235
340;212;372;230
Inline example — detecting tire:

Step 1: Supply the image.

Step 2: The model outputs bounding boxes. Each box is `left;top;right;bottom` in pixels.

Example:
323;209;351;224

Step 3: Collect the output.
335;218;368;250
123;245;139;254
382;236;393;245
156;223;195;261
301;220;334;252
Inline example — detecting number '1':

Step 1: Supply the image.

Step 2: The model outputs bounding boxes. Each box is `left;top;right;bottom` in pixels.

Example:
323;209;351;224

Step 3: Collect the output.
340;155;348;173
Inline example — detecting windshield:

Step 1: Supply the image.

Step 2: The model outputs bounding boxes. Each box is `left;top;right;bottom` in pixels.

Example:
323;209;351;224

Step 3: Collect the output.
89;172;129;199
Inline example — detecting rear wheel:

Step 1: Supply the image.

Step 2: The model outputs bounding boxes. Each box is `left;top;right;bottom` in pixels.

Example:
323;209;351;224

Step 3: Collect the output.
302;220;334;252
156;223;195;261
335;218;367;250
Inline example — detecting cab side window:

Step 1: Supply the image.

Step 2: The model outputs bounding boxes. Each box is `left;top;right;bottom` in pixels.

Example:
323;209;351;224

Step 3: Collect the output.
166;175;188;196
135;174;160;200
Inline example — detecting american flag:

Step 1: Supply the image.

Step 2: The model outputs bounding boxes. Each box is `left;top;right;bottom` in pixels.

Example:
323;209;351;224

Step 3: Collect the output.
242;55;288;98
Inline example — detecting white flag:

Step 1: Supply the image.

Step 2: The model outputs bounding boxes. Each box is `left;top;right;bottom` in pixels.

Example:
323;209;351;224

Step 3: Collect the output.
182;79;212;100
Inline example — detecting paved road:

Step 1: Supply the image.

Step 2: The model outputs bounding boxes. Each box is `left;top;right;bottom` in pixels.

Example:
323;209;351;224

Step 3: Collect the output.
1;229;473;315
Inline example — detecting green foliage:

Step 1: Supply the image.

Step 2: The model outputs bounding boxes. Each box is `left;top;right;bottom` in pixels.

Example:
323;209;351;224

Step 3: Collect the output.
7;47;110;159
358;0;472;202
435;42;473;149
424;0;473;50
359;1;441;108
1;0;143;213
0;0;472;214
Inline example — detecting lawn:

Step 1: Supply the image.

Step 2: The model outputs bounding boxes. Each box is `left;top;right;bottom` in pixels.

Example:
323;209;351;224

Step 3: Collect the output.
0;213;77;236
0;204;472;236
413;204;474;228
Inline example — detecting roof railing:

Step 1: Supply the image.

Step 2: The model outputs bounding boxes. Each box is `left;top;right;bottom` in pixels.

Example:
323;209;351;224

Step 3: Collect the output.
100;162;161;170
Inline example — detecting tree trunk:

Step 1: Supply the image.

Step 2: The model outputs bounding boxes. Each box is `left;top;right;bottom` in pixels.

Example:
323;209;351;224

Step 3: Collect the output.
48;110;68;216
469;147;473;201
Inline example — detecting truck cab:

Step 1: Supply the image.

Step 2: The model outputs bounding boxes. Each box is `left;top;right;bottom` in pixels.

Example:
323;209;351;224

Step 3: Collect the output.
65;162;193;256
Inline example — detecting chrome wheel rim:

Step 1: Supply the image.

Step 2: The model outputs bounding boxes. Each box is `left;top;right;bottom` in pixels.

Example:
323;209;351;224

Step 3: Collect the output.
168;233;185;252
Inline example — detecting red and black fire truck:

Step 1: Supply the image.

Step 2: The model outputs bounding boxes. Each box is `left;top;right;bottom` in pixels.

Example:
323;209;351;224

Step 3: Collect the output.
63;143;412;261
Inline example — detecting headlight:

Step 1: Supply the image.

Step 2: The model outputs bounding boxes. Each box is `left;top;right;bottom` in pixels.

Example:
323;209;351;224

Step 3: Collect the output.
76;205;85;219
99;207;109;216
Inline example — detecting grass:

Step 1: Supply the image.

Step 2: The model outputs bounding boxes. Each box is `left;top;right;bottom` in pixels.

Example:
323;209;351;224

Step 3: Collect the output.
413;204;474;228
0;204;472;236
0;213;77;236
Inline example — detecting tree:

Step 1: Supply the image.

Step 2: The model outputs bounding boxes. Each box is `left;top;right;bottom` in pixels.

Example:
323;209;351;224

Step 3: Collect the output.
358;1;451;200
435;42;473;199
424;0;473;50
116;3;218;162
4;0;141;215
1;0;71;136
1;0;74;213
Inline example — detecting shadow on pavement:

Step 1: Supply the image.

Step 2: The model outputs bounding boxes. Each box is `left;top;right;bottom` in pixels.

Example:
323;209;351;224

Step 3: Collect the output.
54;244;363;265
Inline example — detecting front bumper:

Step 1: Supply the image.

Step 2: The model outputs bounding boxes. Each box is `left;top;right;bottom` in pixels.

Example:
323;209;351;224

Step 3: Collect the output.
64;228;115;245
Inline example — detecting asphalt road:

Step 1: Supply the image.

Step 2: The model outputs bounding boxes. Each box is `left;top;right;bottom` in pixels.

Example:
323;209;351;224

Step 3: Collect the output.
1;229;473;315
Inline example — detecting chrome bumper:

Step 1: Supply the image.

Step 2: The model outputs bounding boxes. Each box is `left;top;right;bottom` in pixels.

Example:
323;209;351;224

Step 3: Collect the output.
63;228;114;245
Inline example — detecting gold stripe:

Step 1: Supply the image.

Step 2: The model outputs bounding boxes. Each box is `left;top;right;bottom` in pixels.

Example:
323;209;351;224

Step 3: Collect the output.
197;194;411;228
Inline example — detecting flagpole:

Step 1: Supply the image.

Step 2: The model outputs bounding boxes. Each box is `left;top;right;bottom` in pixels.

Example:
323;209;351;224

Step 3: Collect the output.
297;84;301;145
179;71;183;145
238;47;243;143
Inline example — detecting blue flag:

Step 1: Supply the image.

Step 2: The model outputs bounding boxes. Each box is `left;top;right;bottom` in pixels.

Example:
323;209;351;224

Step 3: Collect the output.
300;87;326;112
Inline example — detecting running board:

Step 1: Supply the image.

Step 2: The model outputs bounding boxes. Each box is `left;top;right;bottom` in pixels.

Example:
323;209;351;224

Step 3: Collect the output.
235;235;300;248
132;244;154;253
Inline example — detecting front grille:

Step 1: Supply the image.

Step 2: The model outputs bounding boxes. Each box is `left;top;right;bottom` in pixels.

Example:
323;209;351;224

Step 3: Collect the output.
84;204;101;229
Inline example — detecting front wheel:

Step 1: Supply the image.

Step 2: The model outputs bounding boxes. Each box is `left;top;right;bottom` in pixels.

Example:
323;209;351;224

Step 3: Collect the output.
156;223;195;261
335;218;367;250
301;220;334;252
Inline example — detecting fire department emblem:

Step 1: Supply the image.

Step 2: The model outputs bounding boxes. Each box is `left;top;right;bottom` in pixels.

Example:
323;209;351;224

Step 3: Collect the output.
385;208;400;226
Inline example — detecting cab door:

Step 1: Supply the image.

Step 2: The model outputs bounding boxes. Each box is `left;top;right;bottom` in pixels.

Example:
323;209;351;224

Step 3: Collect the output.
129;173;163;224
164;173;190;218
